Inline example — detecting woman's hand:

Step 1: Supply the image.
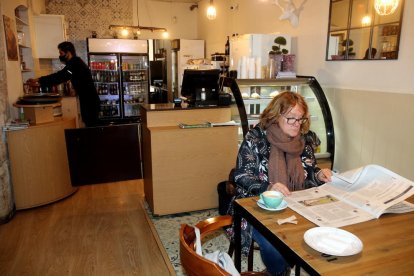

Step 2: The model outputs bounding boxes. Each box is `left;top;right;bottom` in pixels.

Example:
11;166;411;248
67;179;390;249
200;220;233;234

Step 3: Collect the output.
317;168;333;183
268;182;291;196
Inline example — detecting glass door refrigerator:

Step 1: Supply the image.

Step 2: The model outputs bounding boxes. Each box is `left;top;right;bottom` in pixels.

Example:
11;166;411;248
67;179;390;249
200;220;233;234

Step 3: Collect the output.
120;54;148;117
87;38;149;123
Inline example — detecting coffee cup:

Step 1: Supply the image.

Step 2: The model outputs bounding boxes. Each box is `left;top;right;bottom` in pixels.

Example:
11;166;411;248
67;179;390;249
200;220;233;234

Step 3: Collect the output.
260;191;284;209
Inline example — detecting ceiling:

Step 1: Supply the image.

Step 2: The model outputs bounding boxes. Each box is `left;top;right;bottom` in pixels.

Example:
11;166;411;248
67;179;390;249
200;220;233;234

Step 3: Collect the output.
149;0;201;3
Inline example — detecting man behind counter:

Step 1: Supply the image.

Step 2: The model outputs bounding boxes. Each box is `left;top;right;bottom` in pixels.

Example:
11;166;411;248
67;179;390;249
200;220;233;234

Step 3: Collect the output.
28;41;100;127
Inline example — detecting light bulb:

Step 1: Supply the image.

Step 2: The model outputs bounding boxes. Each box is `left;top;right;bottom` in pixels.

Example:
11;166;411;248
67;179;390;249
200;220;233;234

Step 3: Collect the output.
120;28;129;37
207;2;217;20
361;15;371;26
162;31;169;39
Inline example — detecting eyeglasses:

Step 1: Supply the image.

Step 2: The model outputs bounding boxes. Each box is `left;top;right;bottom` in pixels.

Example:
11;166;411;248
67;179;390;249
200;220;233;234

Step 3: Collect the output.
281;114;308;125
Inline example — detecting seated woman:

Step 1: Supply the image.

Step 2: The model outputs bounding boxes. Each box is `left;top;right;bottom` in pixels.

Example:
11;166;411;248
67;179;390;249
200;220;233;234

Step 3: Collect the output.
226;91;332;276
363;47;377;59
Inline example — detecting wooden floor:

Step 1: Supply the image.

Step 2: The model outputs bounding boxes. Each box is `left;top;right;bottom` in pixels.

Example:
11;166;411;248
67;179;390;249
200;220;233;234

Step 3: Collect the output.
0;179;175;276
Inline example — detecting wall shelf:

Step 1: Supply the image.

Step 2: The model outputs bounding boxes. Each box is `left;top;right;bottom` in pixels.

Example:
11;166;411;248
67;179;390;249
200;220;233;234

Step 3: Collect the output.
15;5;34;82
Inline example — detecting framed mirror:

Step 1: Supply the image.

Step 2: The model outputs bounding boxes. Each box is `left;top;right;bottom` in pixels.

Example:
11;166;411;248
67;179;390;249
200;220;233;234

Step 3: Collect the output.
326;0;404;60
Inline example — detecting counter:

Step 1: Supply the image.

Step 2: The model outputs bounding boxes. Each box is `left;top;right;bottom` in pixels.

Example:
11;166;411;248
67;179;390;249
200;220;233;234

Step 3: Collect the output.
6;117;77;209
141;104;238;215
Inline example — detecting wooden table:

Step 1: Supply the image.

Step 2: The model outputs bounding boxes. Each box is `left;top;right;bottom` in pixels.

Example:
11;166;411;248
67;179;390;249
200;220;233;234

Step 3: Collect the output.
233;196;414;275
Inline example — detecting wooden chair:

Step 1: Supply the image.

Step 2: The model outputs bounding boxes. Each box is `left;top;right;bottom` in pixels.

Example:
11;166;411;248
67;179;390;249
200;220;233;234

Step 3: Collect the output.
180;215;266;276
218;169;259;271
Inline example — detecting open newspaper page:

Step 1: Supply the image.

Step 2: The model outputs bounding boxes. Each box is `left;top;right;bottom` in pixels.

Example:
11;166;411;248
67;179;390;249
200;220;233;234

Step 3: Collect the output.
285;164;414;227
209;120;239;127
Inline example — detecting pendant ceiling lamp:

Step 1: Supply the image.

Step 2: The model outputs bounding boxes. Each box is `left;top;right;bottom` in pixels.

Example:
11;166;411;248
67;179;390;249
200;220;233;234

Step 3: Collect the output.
361;2;371;27
207;0;217;20
110;0;168;38
109;25;167;34
374;0;399;16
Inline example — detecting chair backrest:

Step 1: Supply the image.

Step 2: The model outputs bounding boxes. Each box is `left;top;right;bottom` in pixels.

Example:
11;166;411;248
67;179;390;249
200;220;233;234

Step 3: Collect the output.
180;215;266;276
180;215;233;276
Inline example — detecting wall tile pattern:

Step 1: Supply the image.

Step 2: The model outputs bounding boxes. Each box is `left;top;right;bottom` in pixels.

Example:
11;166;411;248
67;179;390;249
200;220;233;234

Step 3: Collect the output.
46;0;133;60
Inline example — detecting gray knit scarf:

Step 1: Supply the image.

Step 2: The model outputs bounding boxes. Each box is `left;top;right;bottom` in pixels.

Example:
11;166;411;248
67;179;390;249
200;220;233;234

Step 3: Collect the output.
266;123;305;191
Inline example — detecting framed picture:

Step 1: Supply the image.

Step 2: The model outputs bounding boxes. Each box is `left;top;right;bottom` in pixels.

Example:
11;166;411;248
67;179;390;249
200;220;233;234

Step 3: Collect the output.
3;15;18;61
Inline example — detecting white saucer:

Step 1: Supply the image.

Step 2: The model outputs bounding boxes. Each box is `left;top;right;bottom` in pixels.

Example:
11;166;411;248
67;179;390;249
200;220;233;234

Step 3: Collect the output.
257;199;288;211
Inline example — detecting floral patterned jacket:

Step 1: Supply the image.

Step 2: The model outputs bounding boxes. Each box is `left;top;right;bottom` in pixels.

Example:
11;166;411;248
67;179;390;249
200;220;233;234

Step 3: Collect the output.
226;125;324;255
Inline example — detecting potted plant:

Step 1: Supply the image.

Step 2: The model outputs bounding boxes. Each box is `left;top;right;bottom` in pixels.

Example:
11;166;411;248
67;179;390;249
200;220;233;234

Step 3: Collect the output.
341;39;355;57
269;36;289;55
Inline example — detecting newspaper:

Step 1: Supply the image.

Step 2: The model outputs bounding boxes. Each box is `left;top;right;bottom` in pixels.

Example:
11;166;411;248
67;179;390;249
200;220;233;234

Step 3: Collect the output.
285;164;414;227
209;120;239;127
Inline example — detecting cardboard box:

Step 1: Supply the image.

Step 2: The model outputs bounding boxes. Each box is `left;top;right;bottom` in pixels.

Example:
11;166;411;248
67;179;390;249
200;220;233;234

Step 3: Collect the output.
23;106;54;124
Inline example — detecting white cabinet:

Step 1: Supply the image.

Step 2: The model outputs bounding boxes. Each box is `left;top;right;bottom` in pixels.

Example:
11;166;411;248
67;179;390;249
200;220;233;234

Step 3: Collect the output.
33;14;66;58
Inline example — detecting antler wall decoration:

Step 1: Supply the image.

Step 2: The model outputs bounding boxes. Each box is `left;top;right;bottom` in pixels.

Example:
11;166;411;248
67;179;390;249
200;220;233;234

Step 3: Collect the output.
273;0;308;27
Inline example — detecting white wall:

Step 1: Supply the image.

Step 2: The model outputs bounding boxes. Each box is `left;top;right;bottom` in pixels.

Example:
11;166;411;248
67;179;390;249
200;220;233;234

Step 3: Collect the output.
199;0;413;94
31;0;46;14
133;0;199;40
325;87;414;180
306;2;413;94
1;0;28;119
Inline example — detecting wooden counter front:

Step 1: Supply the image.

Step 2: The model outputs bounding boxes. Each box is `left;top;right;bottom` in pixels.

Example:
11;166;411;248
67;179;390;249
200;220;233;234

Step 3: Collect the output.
141;105;238;215
6;117;78;209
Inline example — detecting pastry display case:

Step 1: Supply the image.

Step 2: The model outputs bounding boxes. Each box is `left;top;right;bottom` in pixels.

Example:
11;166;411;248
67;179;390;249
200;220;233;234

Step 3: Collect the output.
221;76;335;168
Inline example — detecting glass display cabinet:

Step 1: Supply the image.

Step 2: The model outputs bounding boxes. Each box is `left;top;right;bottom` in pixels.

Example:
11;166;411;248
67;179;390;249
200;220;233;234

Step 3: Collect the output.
221;76;335;169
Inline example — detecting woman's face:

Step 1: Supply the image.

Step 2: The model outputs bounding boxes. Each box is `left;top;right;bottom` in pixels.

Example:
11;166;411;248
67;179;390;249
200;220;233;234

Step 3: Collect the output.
278;104;304;138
